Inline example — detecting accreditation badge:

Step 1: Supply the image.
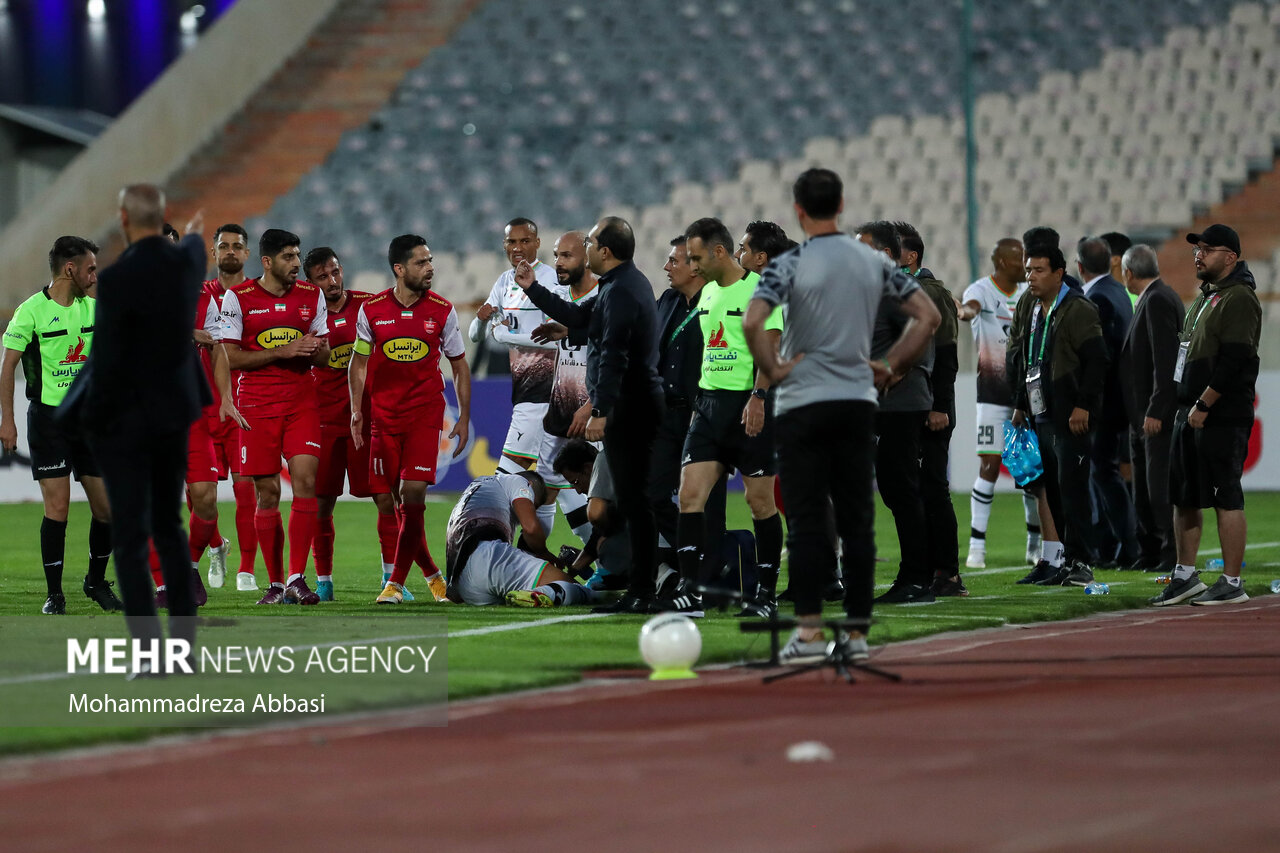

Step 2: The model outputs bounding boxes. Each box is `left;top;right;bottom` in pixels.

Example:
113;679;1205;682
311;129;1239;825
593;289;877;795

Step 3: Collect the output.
1173;341;1189;383
1026;366;1047;417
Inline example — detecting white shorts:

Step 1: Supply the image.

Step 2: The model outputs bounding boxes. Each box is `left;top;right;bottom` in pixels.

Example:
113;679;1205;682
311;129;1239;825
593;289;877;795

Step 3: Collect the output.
502;402;548;463
976;402;1013;455
538;432;570;489
456;539;551;606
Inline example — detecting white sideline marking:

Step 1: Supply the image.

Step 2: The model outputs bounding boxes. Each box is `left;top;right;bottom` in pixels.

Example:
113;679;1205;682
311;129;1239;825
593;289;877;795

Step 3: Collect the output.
0;613;609;687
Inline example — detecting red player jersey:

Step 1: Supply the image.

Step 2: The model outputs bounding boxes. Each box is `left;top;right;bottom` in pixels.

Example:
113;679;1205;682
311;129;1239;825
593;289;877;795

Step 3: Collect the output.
313;289;374;428
217;278;328;411
354;288;464;433
193;283;224;416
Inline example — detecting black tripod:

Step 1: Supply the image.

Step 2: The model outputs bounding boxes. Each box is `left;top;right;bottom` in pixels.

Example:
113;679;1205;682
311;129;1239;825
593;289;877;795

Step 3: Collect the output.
739;616;901;685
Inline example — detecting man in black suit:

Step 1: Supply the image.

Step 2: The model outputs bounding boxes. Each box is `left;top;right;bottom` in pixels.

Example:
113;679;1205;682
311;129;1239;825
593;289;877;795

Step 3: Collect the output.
1118;245;1184;571
1076;235;1137;567
515;216;664;613
80;184;229;654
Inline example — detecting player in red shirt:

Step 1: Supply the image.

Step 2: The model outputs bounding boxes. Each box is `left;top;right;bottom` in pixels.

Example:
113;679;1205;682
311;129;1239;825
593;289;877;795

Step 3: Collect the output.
216;228;329;605
303;247;398;601
349;234;470;605
204;224;261;591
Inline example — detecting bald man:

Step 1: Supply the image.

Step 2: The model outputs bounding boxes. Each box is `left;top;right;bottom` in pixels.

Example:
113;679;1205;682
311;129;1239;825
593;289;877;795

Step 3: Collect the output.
957;238;1040;568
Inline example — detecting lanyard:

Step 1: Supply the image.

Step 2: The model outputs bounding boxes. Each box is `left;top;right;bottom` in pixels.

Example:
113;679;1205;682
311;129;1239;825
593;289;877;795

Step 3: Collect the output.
1185;292;1213;337
1028;288;1066;368
667;305;700;346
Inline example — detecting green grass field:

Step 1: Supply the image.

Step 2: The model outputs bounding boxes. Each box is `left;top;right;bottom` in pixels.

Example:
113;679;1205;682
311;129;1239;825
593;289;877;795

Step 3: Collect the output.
2;491;1278;754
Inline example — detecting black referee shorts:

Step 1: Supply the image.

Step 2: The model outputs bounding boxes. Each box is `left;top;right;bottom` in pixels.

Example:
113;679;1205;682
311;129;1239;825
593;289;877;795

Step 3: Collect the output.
682;389;775;478
1169;409;1251;511
27;402;99;481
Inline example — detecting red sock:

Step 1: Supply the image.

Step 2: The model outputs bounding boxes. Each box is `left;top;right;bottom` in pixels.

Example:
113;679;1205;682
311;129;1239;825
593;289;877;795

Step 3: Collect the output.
254;509;284;585
390;503;425;586
189;514;219;563
416;528;441;577
234;480;258;574
314;514;335;577
148;541;163;588
209;520;224;549
288;497;318;581
377;511;398;565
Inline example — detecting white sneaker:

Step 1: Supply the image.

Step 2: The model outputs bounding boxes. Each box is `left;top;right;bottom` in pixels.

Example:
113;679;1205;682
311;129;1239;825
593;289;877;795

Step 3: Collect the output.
207;541;230;588
236;571;259;591
965;550;986;569
779;629;831;665
834;632;870;662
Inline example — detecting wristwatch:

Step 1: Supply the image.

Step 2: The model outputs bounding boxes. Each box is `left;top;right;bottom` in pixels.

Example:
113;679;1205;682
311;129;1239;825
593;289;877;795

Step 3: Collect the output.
750;388;767;400
1194;398;1211;413
590;407;606;418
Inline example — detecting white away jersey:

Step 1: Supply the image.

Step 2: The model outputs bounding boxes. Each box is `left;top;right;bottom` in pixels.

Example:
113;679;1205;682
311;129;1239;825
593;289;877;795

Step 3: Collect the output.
483;261;560;405
543;282;598;437
961;275;1027;406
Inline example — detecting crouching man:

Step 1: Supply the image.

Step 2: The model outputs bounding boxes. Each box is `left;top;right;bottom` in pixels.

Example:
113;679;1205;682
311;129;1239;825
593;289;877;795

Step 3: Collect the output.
445;470;599;607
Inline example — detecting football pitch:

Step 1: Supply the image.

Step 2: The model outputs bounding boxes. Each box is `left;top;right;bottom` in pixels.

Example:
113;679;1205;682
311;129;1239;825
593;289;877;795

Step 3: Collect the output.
1;491;1278;754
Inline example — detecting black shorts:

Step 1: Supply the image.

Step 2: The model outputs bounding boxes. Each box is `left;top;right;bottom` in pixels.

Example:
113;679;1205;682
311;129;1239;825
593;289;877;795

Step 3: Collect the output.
27;402;98;481
1169;409;1250;511
682;389;775;478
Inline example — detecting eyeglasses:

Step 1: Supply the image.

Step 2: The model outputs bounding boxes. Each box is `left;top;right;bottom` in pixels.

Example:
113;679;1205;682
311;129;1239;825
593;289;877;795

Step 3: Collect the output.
1192;246;1230;257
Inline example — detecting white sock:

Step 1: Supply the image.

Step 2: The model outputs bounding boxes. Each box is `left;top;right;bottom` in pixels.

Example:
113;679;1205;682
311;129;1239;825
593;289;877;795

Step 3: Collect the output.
969;476;995;546
1023;492;1040;543
1042;540;1065;567
557;488;591;545
156;584;167;592
317;574;331;581
536;502;556;537
287;573;302;585
1172;563;1196;581
1223;574;1241;587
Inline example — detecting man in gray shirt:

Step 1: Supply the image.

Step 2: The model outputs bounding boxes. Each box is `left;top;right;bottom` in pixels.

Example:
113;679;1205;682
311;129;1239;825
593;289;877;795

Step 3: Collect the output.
745;168;939;664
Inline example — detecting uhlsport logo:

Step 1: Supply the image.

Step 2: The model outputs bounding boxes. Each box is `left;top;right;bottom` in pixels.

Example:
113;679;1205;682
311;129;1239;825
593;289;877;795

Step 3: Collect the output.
256;327;301;349
327;342;354;369
382;337;430;362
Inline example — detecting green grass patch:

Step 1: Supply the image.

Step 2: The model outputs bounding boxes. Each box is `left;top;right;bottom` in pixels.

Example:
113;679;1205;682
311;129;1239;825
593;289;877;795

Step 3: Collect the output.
1;491;1277;754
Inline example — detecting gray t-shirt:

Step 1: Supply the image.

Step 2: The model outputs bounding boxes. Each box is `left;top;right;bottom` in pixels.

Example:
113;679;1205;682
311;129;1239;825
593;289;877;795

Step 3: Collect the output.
871;294;934;413
752;233;921;416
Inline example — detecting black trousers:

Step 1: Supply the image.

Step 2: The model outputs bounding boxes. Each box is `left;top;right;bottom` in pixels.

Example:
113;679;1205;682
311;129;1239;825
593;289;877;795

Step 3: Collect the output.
89;425;195;646
1089;425;1138;564
919;423;958;575
1036;420;1100;566
777;400;877;628
647;402;727;575
1130;425;1176;568
875;411;930;587
604;393;661;597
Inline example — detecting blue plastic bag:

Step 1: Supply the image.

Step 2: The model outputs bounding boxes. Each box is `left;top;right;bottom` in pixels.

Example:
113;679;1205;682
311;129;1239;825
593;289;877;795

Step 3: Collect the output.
1001;421;1043;487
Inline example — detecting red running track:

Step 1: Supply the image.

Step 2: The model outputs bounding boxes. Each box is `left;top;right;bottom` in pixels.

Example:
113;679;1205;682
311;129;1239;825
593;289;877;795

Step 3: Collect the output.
2;597;1279;852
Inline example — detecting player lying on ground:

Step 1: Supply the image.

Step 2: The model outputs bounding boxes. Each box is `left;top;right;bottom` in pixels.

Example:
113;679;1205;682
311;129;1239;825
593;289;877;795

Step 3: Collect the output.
441;471;601;608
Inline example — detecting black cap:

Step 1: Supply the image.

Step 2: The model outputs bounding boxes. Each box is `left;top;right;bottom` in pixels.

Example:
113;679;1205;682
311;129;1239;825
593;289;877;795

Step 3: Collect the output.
1186;224;1240;255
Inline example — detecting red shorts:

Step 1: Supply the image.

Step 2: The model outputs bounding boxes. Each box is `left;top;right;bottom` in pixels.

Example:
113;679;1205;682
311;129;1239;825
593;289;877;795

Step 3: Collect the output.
186;416;220;485
207;413;240;479
239;406;321;477
316;425;372;498
369;428;441;494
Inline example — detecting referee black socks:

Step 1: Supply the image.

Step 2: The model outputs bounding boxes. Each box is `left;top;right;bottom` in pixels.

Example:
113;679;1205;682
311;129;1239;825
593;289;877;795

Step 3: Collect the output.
753;513;783;596
88;517;112;585
40;517;68;596
676;511;704;585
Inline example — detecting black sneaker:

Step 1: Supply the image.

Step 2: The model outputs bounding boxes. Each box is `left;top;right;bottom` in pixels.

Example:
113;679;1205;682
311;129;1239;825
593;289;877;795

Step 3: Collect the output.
653;579;704;617
1017;560;1058;584
1189;575;1250;606
873;581;936;604
931;574;969;597
1148;571;1207;607
83;575;123;611
1032;564;1071;586
591;593;656;615
823;578;846;602
1061;561;1095;587
42;592;66;614
734;586;777;618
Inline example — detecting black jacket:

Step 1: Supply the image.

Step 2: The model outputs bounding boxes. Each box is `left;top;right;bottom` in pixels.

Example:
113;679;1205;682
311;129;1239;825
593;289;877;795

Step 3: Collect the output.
1118;278;1184;431
1085;273;1134;431
75;234;210;434
1177;261;1262;426
654;284;704;406
526;260;662;415
1015;286;1108;428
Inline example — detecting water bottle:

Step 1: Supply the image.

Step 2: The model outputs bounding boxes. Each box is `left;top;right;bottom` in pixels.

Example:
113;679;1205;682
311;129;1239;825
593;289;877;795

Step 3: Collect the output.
1083;581;1110;595
1206;558;1246;570
1270;580;1280;594
1155;575;1171;585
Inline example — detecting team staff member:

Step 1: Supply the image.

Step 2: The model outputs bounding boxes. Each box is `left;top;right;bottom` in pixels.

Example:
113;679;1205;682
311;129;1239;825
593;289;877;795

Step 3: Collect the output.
516;216;664;614
217;228;329;606
1;236;117;615
352;235;470;606
303;247;397;601
1117;245;1183;573
1151;225;1262;607
1013;245;1107;588
204;224;260;590
745;168;939;662
78;185;215;648
735;220;797;275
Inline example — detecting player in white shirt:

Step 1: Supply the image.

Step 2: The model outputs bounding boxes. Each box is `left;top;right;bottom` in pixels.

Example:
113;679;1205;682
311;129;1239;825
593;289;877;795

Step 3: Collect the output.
444;472;597;607
957;238;1040;567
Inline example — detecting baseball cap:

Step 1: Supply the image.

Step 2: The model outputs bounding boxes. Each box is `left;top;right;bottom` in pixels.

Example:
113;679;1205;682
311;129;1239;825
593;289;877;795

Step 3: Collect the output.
1185;224;1240;255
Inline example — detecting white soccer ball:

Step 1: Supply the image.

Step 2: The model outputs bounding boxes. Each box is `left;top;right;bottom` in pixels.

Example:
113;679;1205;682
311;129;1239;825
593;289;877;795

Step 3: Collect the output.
638;613;702;673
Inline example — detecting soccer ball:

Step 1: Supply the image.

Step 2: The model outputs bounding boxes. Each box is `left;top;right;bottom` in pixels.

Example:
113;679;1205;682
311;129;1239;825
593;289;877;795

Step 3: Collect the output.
638;614;701;679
